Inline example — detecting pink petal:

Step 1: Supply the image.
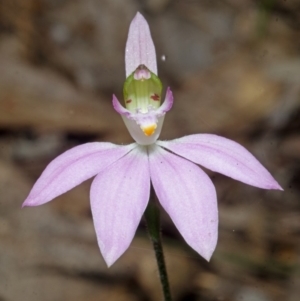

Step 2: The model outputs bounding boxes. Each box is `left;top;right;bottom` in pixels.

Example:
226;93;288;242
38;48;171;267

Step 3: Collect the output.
157;134;282;190
157;87;174;116
23;143;136;207
125;12;157;77
90;146;150;267
112;94;131;117
149;145;218;261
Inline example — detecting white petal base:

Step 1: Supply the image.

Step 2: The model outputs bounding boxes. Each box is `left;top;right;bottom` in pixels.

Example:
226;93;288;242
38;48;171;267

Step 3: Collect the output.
122;115;165;145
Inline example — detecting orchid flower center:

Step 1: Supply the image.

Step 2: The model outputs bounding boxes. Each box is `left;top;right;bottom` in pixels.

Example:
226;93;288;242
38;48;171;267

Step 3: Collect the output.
123;65;162;136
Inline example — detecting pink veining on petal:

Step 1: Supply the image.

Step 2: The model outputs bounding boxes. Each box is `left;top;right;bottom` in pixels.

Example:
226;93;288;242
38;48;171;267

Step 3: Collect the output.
90;146;150;267
125;12;157;77
149;144;218;261
157;134;283;190
23;143;135;207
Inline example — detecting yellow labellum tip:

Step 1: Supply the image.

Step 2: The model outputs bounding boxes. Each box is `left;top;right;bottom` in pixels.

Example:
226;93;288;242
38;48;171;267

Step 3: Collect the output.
141;124;157;136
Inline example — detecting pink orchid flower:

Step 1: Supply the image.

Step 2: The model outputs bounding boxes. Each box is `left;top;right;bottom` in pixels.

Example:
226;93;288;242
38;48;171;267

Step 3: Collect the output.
23;12;282;267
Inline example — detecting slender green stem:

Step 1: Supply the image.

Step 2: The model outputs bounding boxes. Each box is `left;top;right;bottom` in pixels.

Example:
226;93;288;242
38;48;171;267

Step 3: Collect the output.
144;195;172;301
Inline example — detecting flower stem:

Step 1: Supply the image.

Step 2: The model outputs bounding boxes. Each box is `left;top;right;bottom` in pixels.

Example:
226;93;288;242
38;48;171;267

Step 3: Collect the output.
144;196;172;301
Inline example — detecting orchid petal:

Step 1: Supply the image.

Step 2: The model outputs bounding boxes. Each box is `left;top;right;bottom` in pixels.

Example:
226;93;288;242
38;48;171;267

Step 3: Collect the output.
156;87;174;116
112;94;131;117
23;143;136;207
149;145;218;261
125;12;157;77
157;134;282;190
90;146;150;266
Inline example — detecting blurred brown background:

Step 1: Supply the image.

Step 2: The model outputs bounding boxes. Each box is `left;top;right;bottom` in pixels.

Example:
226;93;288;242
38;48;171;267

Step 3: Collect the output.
0;0;299;300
